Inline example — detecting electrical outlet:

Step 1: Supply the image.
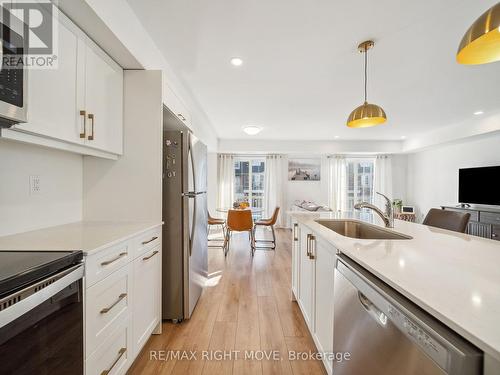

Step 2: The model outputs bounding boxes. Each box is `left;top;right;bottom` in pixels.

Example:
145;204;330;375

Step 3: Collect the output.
29;175;41;195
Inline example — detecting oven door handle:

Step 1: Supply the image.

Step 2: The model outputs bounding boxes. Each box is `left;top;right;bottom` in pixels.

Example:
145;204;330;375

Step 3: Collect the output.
0;264;84;328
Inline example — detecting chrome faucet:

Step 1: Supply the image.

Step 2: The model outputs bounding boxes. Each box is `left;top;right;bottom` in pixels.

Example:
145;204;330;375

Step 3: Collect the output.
354;192;394;228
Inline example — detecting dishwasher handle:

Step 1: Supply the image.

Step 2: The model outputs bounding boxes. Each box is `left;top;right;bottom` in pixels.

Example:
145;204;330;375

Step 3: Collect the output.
358;291;388;326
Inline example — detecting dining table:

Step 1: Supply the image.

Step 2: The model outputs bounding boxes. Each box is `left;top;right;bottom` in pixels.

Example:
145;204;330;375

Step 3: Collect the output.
216;207;264;214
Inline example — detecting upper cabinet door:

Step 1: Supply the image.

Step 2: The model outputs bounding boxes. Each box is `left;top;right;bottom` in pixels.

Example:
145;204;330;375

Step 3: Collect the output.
84;44;123;155
14;14;84;144
164;84;192;128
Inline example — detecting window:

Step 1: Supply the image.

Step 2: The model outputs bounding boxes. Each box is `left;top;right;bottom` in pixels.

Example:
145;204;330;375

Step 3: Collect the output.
346;158;375;211
234;158;266;215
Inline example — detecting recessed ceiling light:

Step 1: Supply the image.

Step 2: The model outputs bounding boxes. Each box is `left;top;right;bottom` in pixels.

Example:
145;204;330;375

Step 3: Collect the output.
400;136;406;140
334;135;340;139
242;126;261;135
473;110;484;115
230;57;243;66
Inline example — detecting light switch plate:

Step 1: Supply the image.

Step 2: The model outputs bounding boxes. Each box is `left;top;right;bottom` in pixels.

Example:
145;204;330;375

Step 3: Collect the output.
29;175;41;195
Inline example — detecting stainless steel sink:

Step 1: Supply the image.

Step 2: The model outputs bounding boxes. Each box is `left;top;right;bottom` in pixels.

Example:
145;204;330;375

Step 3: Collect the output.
315;219;412;240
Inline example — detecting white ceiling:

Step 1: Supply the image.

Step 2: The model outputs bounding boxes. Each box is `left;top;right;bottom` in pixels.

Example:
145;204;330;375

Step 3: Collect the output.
126;0;500;141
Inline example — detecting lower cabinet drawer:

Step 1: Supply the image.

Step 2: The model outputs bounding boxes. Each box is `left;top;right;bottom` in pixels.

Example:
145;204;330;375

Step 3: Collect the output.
86;241;131;287
86;263;132;357
85;317;132;375
132;227;161;259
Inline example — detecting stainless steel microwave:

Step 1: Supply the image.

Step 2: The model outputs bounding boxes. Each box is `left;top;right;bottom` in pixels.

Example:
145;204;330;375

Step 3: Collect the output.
0;16;28;128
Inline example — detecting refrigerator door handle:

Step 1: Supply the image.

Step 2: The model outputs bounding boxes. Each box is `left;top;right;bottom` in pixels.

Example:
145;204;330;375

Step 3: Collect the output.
188;140;197;257
182;191;206;197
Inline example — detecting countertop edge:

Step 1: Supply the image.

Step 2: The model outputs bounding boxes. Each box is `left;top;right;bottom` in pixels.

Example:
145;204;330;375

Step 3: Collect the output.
83;222;163;255
0;221;164;255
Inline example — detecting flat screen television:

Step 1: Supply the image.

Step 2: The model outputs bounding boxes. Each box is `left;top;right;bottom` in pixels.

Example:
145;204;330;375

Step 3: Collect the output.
459;166;500;206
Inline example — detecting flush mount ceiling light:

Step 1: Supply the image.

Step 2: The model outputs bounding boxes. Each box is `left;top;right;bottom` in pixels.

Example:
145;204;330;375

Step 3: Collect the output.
473;110;484;115
242;126;262;135
457;3;500;65
230;57;243;66
347;41;387;128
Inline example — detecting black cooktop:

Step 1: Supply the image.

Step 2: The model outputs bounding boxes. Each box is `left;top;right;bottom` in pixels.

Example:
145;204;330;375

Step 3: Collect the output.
0;251;83;297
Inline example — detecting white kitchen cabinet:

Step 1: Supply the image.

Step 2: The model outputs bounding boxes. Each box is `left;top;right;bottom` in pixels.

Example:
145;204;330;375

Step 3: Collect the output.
84;226;162;375
84;44;123;154
312;236;336;375
85;316;132;375
164;83;192;128
297;225;315;330
86;263;132;357
132;245;161;356
292;224;336;375
14;13;84;144
6;8;123;159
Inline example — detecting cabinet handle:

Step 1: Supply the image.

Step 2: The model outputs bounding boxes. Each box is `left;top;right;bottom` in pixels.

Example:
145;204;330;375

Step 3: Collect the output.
100;293;127;314
309;235;316;260
306;234;311;257
143;250;159;261
79;110;86;138
177;113;186;121
87;113;95;140
100;252;127;266
142;236;158;245
100;347;126;375
293;224;298;241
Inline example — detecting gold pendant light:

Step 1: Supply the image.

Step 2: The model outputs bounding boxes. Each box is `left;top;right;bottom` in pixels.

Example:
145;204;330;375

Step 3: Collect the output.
457;2;500;65
347;41;387;128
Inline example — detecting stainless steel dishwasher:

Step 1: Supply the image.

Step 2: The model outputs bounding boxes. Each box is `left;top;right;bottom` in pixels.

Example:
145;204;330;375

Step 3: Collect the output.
333;255;483;375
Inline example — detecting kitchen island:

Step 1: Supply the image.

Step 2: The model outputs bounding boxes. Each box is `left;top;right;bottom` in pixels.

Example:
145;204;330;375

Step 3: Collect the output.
289;211;500;375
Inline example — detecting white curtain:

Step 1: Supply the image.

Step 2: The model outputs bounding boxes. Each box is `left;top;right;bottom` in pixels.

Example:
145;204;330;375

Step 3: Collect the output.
217;154;234;214
264;154;287;227
373;155;393;207
328;156;347;212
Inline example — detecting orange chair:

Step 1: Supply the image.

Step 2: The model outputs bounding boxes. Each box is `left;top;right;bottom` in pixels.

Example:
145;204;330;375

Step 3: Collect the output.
208;212;226;248
253;207;280;250
225;209;255;256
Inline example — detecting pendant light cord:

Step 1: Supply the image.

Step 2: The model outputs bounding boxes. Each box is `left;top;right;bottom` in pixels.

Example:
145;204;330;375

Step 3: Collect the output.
364;45;368;103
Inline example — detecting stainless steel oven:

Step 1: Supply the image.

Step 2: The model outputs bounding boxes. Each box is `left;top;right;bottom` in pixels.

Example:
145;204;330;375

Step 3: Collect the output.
0;251;83;375
0;14;28;127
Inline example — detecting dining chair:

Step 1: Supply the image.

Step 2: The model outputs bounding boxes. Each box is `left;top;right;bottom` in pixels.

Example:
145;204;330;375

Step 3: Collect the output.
253;207;280;250
208;211;226;248
422;208;471;233
225;209;255;256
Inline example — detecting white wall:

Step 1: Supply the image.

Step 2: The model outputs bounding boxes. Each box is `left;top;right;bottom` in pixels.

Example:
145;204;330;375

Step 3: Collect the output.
0;140;82;236
406;132;500;222
219;139;403;154
286;156;329;206
392;154;408;202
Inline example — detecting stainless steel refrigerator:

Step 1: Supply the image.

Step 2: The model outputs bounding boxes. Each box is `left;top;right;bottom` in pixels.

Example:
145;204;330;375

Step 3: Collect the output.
162;117;208;322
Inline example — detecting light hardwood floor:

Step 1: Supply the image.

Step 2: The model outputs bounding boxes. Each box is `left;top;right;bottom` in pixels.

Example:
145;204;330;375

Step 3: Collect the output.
128;228;326;375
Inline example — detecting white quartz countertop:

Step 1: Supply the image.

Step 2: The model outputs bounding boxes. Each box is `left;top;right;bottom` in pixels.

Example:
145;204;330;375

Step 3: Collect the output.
289;211;500;360
0;221;163;255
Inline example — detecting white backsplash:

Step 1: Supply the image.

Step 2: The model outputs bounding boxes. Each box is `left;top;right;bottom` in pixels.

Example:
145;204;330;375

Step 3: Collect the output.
0;139;83;236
